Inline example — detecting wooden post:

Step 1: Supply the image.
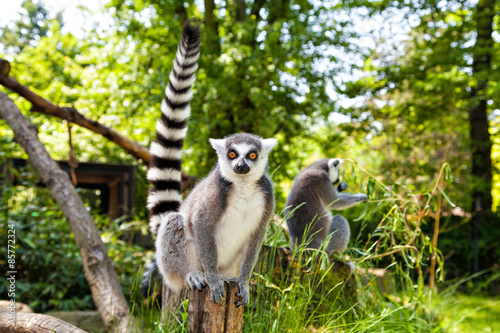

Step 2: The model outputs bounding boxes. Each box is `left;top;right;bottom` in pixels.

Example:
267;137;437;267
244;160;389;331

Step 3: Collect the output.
188;281;244;333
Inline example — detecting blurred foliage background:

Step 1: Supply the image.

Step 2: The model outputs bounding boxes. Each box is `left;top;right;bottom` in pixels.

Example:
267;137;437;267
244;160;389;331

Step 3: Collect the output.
0;0;499;319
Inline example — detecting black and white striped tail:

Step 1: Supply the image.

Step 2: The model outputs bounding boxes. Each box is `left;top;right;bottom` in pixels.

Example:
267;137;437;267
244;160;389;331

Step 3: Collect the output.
147;21;201;235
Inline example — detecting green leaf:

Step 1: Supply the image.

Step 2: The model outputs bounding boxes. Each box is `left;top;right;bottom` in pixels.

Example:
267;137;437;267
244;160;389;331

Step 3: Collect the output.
438;186;456;208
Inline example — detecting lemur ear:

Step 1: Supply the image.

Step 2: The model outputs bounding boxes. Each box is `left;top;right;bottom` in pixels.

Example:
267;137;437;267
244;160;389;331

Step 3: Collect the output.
209;138;226;155
261;138;278;155
328;158;344;169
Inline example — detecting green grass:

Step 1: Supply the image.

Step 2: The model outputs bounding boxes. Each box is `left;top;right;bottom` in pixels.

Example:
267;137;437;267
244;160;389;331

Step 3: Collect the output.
439;294;500;333
132;271;500;333
133;164;468;332
136;254;446;333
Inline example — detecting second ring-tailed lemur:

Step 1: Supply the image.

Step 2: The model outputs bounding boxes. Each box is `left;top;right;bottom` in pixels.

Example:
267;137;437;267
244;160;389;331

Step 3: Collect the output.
147;20;277;308
285;158;367;254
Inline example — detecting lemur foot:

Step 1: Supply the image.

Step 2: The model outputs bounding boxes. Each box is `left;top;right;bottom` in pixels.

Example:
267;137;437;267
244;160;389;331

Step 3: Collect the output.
186;270;206;291
206;273;226;305
228;276;250;307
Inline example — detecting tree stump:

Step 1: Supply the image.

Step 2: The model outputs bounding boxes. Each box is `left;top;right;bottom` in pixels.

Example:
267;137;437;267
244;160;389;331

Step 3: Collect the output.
188;281;244;333
255;245;358;306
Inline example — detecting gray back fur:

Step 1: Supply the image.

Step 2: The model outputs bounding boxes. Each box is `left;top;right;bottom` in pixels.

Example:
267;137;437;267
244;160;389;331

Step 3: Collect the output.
285;158;367;253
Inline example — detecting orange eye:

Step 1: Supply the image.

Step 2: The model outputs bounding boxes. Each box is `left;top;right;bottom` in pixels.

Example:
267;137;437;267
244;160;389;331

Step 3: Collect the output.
249;153;257;160
229;151;236;159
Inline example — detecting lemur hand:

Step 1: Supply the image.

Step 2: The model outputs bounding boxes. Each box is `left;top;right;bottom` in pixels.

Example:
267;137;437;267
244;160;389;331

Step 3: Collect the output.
337;181;349;192
228;276;250;307
357;193;368;202
206;273;226;305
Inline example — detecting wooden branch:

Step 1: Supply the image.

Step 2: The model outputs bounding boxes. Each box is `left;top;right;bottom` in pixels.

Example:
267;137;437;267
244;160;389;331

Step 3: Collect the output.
0;310;87;333
0;59;10;76
0;92;141;333
0;59;150;162
0;58;197;192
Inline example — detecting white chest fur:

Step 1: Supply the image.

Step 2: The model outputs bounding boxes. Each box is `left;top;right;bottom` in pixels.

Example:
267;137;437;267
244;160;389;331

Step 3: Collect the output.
216;180;265;268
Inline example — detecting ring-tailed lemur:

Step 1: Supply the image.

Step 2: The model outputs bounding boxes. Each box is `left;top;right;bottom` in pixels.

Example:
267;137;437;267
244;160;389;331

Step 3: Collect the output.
147;20;277;308
285;158;367;254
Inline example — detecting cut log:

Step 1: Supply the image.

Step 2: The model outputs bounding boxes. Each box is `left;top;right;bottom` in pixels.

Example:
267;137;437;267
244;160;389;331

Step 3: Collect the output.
0;310;87;333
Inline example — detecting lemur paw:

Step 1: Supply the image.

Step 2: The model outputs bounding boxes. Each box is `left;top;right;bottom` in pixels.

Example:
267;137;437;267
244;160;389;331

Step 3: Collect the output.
186;270;206;291
346;261;356;272
337;181;349;192
228;277;250;307
206;273;226;305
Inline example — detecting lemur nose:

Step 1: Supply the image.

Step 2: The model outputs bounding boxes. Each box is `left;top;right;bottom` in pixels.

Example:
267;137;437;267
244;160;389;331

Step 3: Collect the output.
234;160;250;174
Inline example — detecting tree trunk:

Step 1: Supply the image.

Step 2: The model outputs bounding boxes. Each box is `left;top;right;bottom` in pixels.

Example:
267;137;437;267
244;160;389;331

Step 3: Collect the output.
469;0;494;213
0;310;87;333
234;0;246;22
204;0;221;56
469;0;494;274
0;92;141;333
268;0;290;25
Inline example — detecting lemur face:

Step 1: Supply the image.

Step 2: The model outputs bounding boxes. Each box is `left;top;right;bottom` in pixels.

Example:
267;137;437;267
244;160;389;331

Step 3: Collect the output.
327;158;344;184
210;134;277;182
225;143;259;175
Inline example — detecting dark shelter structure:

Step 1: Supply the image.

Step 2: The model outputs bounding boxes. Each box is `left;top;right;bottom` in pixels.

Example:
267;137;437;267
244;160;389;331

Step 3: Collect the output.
2;158;136;220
